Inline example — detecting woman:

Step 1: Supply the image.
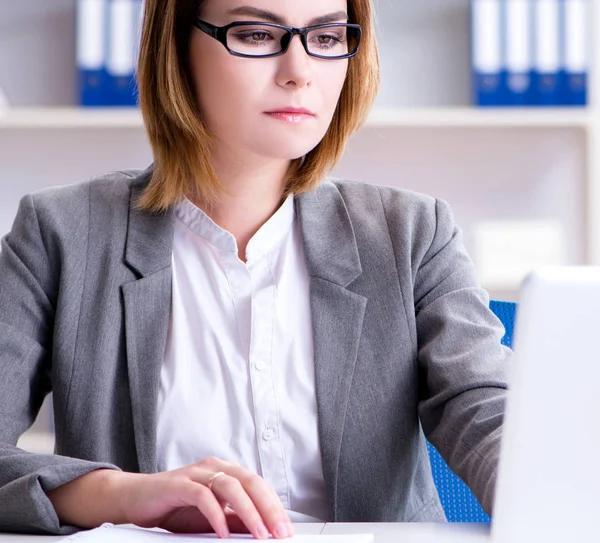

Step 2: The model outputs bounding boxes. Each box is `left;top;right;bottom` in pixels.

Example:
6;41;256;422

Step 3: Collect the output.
0;0;511;539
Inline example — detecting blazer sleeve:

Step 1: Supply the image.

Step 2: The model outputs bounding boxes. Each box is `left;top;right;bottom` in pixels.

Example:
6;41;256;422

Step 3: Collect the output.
411;197;511;516
0;194;120;535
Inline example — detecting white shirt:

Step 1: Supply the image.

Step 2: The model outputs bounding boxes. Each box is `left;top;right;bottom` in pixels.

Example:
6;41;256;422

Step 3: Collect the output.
156;195;329;521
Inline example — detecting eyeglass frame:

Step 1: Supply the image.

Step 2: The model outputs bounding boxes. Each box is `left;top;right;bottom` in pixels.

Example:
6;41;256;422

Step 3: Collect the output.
194;19;363;60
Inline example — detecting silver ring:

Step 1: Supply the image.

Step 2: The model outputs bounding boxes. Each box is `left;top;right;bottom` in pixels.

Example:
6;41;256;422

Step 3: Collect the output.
207;471;226;491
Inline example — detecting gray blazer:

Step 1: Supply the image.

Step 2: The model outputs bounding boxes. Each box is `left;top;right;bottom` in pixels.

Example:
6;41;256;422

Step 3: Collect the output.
0;166;510;534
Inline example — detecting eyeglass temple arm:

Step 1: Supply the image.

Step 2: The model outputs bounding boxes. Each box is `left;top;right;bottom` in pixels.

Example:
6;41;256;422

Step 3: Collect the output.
195;19;219;38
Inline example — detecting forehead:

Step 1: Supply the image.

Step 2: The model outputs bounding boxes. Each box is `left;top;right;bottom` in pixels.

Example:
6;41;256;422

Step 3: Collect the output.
201;0;350;26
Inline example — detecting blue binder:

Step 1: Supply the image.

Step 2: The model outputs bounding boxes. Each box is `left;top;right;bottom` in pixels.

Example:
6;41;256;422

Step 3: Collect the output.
472;0;506;106
505;0;534;106
562;0;588;106
133;0;144;75
106;0;139;107
533;0;562;106
76;0;109;107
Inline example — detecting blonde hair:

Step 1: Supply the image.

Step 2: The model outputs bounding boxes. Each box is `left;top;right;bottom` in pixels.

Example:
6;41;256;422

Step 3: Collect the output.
136;0;380;212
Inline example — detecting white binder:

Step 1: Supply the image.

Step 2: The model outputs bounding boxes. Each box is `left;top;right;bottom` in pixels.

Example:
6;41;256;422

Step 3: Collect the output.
133;0;144;69
106;0;138;106
533;0;561;105
563;0;589;105
505;0;534;105
472;0;504;105
76;0;108;106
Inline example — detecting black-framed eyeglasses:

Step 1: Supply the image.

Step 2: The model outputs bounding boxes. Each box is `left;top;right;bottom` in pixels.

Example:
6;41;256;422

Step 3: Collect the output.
194;19;362;60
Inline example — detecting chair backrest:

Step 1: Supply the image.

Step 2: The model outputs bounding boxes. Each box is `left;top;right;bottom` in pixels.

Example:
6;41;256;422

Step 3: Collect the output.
426;300;517;522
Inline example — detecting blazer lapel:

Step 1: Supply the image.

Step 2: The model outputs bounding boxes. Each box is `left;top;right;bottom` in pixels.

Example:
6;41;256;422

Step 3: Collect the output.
296;183;367;520
122;167;175;473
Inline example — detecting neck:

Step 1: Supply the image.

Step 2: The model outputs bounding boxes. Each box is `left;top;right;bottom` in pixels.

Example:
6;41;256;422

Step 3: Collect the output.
191;146;292;262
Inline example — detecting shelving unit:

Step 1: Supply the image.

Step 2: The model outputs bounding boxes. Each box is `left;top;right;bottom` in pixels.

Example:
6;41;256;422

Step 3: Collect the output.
0;106;593;129
1;0;599;448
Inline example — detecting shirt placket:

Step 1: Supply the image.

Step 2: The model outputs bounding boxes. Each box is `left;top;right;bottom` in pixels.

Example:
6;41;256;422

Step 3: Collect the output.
247;256;290;508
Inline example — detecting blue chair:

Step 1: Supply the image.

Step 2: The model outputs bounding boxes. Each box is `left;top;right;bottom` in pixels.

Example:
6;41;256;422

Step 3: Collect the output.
425;300;517;522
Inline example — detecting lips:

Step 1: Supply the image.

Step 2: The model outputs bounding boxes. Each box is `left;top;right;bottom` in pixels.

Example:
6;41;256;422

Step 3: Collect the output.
264;112;315;124
265;107;316;116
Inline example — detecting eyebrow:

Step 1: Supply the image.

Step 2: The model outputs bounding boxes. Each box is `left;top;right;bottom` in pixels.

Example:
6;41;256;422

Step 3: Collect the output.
227;6;349;26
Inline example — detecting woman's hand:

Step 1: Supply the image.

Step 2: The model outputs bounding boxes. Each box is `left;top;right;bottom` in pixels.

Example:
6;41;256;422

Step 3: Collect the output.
122;457;293;539
48;457;294;539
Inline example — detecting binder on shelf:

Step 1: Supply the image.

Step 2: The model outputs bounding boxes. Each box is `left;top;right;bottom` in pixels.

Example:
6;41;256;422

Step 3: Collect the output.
505;0;534;106
133;0;145;69
106;0;139;107
562;0;588;106
472;0;506;106
76;0;109;107
533;0;562;106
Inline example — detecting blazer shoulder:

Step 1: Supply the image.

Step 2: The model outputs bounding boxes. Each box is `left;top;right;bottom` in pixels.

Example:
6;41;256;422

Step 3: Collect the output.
23;169;141;232
326;179;460;270
28;169;138;212
328;179;449;235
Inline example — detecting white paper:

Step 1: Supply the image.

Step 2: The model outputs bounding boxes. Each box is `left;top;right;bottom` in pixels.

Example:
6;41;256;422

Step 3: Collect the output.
64;524;374;543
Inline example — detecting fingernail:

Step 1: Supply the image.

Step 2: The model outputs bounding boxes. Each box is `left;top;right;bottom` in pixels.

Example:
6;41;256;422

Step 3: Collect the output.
219;527;230;539
256;522;269;539
274;522;288;539
286;522;294;537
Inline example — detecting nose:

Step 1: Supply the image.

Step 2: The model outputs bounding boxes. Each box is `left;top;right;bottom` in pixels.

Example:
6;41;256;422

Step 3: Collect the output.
275;33;312;89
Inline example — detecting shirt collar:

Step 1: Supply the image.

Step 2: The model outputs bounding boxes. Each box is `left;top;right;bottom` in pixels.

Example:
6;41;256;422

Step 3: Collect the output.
246;194;295;261
175;195;295;262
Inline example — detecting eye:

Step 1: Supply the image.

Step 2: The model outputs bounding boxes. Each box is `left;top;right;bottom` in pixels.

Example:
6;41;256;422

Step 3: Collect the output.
250;31;269;42
313;32;343;48
318;35;336;45
233;30;274;44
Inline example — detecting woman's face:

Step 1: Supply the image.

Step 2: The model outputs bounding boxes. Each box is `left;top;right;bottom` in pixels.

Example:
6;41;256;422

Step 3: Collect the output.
190;0;351;162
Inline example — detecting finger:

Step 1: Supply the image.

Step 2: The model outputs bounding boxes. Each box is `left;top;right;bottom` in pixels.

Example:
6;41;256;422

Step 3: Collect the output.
210;474;272;540
192;460;293;539
177;482;231;539
224;510;252;534
222;466;293;539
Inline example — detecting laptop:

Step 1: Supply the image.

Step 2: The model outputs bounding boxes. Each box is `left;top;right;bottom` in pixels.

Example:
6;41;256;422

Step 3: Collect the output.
491;266;600;543
418;266;600;543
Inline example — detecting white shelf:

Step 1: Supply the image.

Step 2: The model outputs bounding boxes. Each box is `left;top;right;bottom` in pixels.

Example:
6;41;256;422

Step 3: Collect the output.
367;107;593;128
0;107;145;129
0;106;593;130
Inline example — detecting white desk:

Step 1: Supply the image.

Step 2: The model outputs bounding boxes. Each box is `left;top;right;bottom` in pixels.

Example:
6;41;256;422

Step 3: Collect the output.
0;523;490;543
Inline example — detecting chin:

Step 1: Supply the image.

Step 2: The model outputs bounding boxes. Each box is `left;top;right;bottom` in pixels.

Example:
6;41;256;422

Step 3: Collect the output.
252;140;323;162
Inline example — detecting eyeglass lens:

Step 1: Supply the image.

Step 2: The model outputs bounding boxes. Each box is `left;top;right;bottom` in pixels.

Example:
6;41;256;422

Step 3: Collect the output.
226;24;360;58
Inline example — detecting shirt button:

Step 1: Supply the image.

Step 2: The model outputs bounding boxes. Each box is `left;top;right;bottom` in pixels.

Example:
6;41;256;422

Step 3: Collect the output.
262;429;275;441
255;360;267;371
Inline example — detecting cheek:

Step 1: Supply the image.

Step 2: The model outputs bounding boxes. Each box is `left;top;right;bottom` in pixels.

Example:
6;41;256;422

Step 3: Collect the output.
317;59;347;90
196;60;268;127
317;62;349;112
189;37;256;124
